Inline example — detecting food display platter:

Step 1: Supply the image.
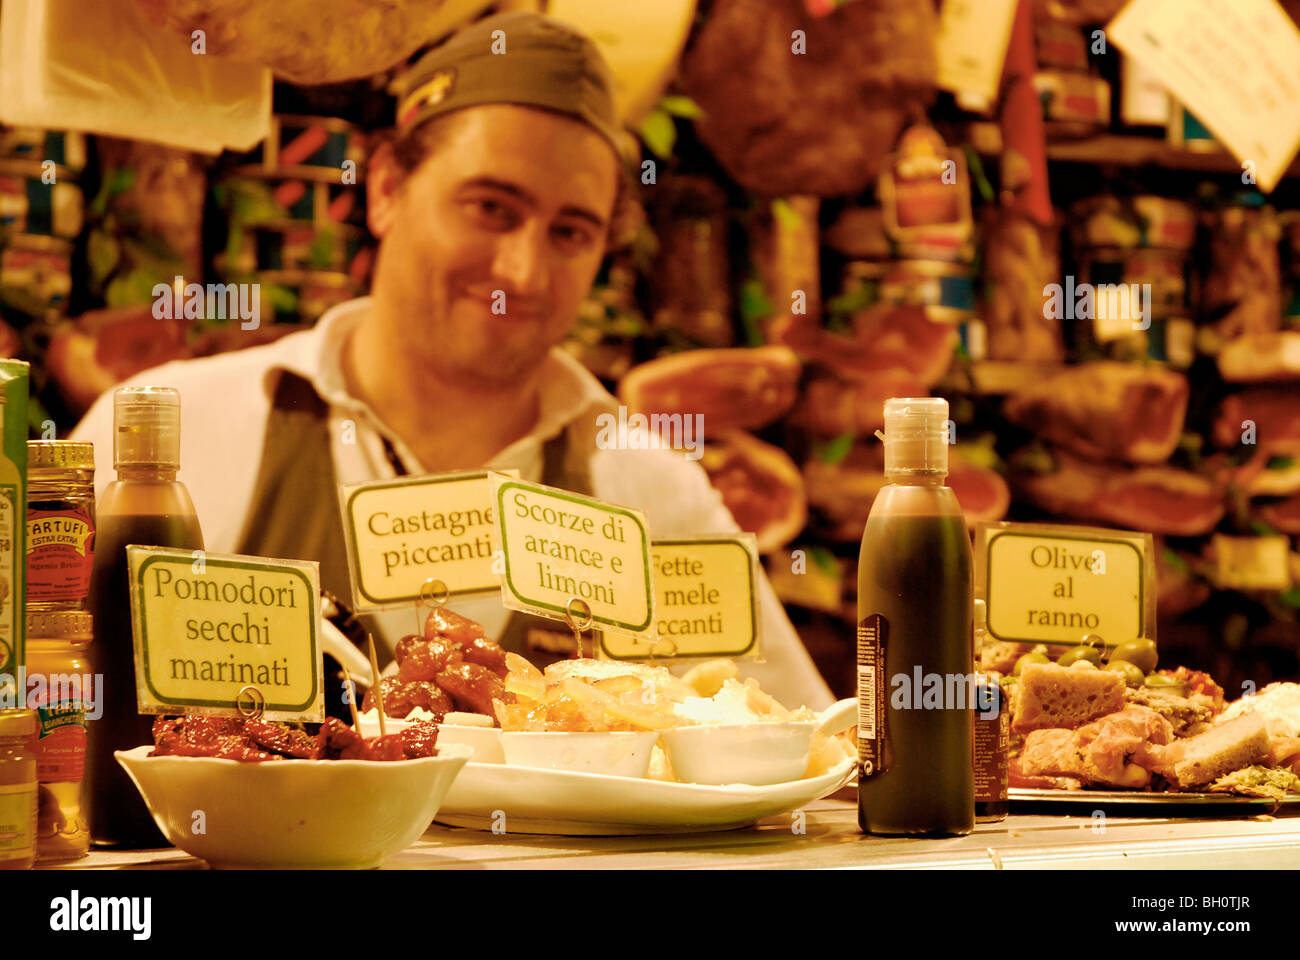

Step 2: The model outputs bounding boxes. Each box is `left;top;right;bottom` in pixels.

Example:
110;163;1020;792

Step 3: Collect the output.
434;758;857;835
1010;787;1300;815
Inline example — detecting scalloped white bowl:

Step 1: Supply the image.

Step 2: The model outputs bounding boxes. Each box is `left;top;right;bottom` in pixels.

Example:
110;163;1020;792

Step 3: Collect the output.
500;731;658;777
116;743;472;869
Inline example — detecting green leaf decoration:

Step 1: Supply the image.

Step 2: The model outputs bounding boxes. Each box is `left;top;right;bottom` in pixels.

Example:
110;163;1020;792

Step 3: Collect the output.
817;432;854;465
657;95;703;119
638;109;676;160
808;546;841;577
770;198;802;231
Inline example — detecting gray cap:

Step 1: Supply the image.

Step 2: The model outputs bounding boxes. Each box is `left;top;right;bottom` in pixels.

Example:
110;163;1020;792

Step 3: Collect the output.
396;11;620;153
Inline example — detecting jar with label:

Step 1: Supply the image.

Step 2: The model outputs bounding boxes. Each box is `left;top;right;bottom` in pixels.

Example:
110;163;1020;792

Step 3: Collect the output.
27;611;91;860
26;441;95;611
0;708;37;869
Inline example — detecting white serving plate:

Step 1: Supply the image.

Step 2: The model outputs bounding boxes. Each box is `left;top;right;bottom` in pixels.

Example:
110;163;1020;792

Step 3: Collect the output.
434;757;856;835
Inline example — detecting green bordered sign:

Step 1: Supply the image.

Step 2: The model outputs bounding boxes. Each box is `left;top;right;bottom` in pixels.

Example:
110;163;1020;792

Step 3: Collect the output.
127;547;323;721
338;470;515;611
975;521;1155;649
489;473;653;637
602;535;761;661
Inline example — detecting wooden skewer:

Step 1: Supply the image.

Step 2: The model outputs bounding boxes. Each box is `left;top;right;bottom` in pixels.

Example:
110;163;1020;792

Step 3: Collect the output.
341;664;363;735
367;633;387;738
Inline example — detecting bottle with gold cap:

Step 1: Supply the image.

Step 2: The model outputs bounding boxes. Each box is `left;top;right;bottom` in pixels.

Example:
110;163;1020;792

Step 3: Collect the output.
86;386;203;848
857;397;974;836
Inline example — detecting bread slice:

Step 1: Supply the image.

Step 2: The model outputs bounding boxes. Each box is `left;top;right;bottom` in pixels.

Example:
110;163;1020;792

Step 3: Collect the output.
1012;662;1126;733
1163;713;1270;788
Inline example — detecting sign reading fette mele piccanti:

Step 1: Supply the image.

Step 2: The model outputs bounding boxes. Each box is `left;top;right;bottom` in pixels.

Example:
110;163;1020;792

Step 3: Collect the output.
127;547;322;721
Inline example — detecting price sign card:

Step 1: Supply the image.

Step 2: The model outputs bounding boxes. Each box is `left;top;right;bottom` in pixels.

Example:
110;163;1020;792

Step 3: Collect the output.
935;0;1020;108
489;474;653;637
127;547;322;721
602;535;761;661
975;521;1155;649
339;470;513;610
1109;0;1300;192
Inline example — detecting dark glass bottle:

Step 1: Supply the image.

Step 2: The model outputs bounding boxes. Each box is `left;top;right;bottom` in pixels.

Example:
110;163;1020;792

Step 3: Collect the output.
858;398;974;836
86;387;203;848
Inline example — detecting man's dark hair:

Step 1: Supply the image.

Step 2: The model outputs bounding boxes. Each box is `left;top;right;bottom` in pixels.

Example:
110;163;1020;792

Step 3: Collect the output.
384;110;637;248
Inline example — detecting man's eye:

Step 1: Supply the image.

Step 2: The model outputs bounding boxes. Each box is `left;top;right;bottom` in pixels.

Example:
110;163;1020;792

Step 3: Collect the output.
466;198;515;227
552;223;594;250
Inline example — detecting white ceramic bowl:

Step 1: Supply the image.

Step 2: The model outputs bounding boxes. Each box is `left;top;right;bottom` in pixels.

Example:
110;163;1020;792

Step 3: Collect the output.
500;731;658;778
661;722;815;786
116;743;472;869
357;714;505;764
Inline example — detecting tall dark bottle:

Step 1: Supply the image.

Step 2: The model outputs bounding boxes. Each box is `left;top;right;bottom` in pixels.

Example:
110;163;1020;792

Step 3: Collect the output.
858;397;974;836
86;386;204;847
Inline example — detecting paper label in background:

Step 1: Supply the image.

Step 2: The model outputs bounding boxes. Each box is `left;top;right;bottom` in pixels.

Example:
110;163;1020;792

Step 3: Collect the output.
935;0;1020;109
127;547;322;721
1120;54;1172;127
1108;0;1300;192
339;470;512;611
975;522;1154;648
602;536;761;661
490;474;653;637
1211;534;1291;590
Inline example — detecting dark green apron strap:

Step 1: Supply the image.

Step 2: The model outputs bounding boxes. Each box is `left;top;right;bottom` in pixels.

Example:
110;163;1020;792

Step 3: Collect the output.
234;370;355;606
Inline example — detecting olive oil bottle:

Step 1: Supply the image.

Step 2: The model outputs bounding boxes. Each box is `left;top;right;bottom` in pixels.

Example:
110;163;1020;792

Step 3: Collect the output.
86;387;204;848
858;397;974;836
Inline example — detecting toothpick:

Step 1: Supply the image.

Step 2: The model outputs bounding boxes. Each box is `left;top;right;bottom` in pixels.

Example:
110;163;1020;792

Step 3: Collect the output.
341;664;363;735
367;633;387;738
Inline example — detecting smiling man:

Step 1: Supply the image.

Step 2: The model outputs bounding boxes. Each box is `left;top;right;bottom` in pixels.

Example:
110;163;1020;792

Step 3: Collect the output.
71;11;833;708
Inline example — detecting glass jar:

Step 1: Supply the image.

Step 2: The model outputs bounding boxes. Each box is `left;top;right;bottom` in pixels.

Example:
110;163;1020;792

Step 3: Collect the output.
27;611;91;861
26;440;95;612
0;708;37;869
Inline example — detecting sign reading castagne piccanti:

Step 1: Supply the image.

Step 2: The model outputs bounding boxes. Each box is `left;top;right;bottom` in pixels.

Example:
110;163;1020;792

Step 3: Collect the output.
127;547;322;721
339;470;512;610
975;521;1155;649
602;535;761;661
489;474;653;637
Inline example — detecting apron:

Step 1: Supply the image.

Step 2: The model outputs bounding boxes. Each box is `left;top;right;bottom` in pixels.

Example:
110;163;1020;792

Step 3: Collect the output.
235;370;615;681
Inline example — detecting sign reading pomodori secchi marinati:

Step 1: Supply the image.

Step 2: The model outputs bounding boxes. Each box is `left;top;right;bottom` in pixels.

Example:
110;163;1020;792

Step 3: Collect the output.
127;547;322;721
975;521;1155;649
339;470;515;611
488;473;654;638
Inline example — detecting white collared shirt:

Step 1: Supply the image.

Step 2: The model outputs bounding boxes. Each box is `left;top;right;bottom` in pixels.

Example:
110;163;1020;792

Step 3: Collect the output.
71;299;834;709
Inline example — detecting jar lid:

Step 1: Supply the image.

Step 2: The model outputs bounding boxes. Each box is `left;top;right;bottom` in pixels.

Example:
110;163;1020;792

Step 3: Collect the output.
0;709;37;737
27;610;92;640
27;440;95;471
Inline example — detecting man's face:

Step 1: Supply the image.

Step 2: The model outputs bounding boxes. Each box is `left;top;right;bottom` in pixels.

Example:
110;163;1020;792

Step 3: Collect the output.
368;105;618;388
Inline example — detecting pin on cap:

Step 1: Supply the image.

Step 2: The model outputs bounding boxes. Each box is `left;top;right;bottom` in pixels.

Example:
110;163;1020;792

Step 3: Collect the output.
881;397;950;476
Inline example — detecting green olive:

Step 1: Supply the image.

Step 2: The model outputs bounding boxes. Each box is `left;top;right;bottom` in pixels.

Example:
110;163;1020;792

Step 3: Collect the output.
1057;644;1104;667
1104;659;1146;688
1013;646;1051;676
1144;674;1186;696
1111;639;1158;675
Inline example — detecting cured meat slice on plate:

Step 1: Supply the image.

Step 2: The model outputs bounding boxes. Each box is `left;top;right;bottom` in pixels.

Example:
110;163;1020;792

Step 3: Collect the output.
618;346;801;433
786;371;925;437
698;430;807;554
1015;449;1225;536
1002;361;1188;464
771;303;956;389
805;443;1007;540
1214;387;1300;496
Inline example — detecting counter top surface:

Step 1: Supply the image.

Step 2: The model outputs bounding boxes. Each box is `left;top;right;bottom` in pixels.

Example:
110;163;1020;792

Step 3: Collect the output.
51;794;1300;870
